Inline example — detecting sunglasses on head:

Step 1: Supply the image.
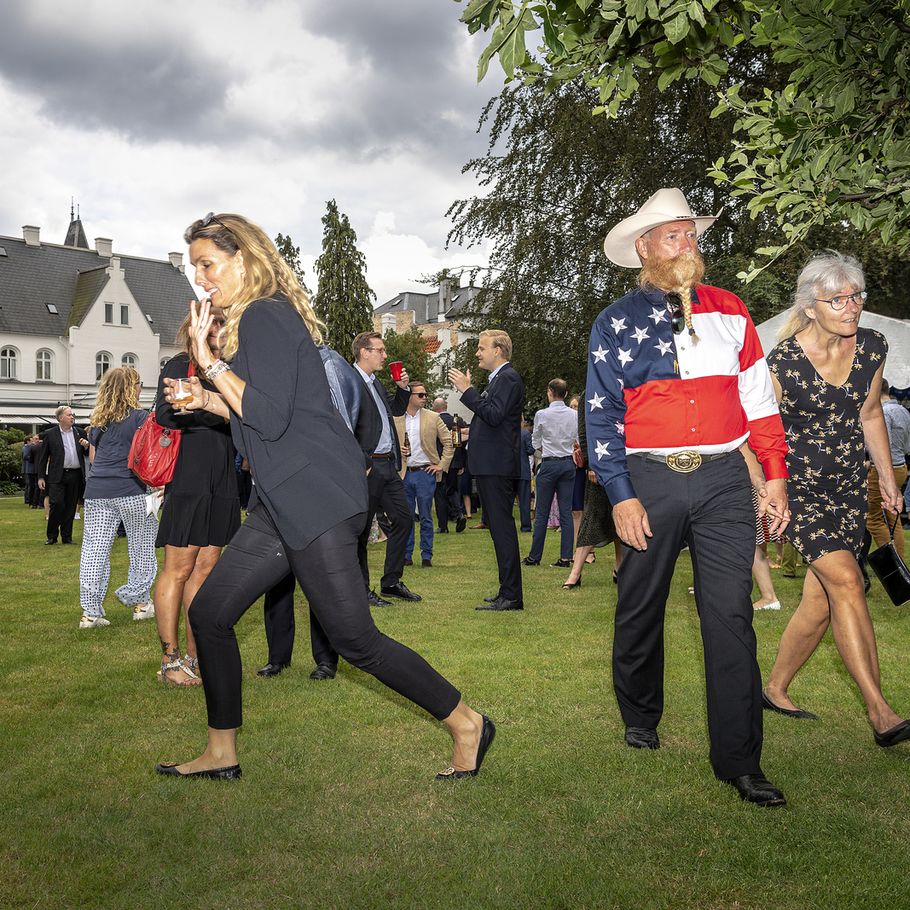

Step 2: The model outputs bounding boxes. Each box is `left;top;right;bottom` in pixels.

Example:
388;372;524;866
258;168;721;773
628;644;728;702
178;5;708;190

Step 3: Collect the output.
666;292;685;335
201;212;232;234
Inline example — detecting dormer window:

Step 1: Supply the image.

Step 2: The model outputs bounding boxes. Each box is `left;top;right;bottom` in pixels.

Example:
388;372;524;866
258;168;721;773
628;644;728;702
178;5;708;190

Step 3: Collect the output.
46;303;59;314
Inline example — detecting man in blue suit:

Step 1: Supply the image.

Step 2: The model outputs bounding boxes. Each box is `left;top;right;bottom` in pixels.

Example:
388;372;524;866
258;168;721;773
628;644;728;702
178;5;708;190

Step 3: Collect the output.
449;330;525;611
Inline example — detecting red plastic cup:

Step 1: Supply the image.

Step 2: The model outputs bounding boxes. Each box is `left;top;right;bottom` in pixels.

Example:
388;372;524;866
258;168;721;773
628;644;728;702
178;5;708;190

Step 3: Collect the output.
389;361;404;381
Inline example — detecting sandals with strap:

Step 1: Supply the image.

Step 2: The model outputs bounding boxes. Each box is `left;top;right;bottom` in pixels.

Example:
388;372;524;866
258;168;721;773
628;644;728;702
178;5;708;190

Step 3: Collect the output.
157;657;201;687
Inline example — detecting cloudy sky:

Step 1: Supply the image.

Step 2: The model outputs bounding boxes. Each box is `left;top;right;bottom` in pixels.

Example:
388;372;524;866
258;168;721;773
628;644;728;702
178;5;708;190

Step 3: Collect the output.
0;0;499;304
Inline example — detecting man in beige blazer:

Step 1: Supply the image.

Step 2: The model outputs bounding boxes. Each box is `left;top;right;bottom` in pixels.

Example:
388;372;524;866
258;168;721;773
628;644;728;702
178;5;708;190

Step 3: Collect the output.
394;381;454;567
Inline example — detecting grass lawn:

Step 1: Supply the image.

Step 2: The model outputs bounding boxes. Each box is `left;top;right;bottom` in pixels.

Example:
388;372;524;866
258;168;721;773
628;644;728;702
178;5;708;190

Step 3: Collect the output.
2;495;910;909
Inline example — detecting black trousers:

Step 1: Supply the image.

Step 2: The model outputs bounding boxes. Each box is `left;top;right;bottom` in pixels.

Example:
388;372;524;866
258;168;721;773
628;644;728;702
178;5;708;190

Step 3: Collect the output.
475;474;522;602
358;459;411;591
516;479;531;531
613;453;761;780
190;505;461;729
25;474;38;507
434;470;463;530
46;468;82;542
263;572;296;665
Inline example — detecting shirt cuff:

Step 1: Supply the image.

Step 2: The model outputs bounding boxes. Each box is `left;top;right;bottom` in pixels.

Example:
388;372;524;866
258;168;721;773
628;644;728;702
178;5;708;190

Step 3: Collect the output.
605;475;636;506
760;456;789;481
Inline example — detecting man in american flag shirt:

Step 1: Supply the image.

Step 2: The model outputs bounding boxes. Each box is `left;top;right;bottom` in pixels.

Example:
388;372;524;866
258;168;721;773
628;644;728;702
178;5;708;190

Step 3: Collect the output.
588;189;791;807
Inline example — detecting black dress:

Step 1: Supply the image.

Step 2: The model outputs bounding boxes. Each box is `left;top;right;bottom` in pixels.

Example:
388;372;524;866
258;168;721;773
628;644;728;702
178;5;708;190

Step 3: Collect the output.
767;327;887;562
155;353;241;548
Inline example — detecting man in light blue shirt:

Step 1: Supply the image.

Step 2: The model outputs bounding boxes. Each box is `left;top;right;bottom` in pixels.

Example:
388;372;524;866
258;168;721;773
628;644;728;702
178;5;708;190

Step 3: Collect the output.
524;378;578;567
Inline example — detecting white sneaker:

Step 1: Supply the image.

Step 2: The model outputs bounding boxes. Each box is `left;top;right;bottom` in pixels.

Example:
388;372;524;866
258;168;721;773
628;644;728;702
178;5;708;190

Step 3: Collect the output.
74;512;81;519
79;614;110;629
754;600;782;611
132;600;155;621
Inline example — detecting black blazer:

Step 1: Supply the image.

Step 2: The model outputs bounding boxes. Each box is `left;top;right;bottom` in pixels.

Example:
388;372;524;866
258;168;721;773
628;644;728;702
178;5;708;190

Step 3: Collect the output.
37;424;87;483
519;427;534;480
356;371;410;470
229;295;368;550
461;362;525;477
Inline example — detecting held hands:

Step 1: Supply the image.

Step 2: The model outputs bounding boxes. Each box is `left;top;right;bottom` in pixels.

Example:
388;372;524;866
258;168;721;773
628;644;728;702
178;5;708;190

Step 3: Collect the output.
163;376;207;411
448;367;471;393
612;498;653;551
758;478;791;538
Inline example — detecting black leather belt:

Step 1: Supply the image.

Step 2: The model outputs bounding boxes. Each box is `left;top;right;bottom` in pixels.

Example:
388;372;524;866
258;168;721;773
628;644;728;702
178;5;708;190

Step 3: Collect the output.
370;453;393;460
407;465;431;471
63;467;82;472
631;450;734;474
542;455;573;462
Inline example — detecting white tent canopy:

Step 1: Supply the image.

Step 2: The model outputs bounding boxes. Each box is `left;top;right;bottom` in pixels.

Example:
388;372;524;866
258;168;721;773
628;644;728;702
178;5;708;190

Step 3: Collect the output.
756;310;910;389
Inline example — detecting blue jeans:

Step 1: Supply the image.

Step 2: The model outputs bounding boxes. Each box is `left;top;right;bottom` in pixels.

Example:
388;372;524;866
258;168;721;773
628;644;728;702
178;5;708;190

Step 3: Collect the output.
405;468;437;561
528;458;575;561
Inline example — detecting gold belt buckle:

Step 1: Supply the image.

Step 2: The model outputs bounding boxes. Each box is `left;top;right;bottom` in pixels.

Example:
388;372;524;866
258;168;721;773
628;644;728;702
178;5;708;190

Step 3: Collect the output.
665;451;702;473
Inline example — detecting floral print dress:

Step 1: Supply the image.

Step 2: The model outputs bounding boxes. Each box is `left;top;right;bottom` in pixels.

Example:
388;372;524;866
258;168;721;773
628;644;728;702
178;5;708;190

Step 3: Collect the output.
767;327;886;562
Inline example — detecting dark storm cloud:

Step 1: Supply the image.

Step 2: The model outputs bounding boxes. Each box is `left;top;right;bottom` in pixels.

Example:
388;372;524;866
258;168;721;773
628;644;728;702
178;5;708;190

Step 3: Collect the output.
0;5;231;140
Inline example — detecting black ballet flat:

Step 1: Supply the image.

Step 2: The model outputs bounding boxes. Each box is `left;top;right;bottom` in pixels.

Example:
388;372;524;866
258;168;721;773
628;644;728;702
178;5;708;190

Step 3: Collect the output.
562;578;582;589
155;762;242;780
436;715;496;780
874;719;910;748
761;691;819;721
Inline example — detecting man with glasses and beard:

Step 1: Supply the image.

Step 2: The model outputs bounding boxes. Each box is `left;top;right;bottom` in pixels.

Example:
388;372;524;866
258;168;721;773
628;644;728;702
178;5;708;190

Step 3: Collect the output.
586;189;791;807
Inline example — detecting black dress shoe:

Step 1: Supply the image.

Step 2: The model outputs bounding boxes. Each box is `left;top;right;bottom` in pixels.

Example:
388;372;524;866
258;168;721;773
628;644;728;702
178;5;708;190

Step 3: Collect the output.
368;590;392;607
422;558;432;567
624;726;660;749
155;762;242;780
475;596;523;611
45;538;56;545
309;663;337;680
61;539;73;544
726;773;786;807
436;715;496;780
381;582;422;602
403;558;413;566
455;515;467;533
483;594;500;603
761;691;819;720
522;556;540;566
256;661;290;677
436;527;448;534
550;558;572;568
874;719;910;747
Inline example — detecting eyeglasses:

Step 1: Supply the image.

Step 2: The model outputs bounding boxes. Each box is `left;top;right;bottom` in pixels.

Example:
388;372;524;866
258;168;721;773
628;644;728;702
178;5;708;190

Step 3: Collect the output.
365;347;386;354
815;290;867;310
413;392;427;398
666;292;685;335
201;212;232;234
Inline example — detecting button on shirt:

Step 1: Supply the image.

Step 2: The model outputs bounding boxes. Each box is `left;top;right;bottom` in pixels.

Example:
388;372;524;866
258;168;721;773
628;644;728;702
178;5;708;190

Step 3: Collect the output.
355;363;392;454
532;400;577;457
405;410;430;468
61;428;80;468
883;398;910;466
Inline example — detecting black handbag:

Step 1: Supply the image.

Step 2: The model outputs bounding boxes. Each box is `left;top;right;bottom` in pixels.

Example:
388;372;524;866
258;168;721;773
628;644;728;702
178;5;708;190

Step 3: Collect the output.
867;511;910;606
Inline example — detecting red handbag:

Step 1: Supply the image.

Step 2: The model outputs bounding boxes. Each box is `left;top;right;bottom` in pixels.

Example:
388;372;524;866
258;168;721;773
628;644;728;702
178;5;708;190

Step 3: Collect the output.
128;362;194;486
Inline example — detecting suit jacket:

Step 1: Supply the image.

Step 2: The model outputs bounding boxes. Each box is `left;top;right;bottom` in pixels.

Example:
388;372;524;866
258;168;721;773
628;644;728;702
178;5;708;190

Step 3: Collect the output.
356;371;410;470
436;410;454;457
519;427;534;481
319;346;381;469
229;295;368;550
393;410;455;481
460;362;525;477
37;424;87;483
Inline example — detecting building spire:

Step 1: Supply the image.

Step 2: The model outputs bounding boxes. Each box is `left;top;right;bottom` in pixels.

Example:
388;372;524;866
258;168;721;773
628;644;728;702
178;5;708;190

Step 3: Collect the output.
64;199;89;249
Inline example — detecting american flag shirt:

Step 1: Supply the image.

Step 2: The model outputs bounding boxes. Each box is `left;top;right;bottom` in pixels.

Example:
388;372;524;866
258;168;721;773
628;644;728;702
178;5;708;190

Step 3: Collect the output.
585;283;788;505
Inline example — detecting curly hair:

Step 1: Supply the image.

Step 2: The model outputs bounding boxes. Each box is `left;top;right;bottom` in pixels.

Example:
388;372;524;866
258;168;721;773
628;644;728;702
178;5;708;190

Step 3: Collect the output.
89;367;141;428
183;213;325;359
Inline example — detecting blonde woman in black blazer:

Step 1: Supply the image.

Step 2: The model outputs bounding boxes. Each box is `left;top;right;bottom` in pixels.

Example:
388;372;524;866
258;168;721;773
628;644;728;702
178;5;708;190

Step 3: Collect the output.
154;213;493;781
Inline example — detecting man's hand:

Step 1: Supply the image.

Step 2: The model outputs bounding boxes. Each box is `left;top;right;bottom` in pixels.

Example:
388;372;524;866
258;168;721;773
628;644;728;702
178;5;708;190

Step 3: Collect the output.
448;368;472;393
424;463;444;476
78;437;89;450
38;478;46;491
395;367;410;390
612;498;652;551
759;478;791;539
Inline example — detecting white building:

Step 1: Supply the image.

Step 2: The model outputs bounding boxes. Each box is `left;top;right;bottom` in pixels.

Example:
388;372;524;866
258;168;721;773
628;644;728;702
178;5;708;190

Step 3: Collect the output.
0;214;195;432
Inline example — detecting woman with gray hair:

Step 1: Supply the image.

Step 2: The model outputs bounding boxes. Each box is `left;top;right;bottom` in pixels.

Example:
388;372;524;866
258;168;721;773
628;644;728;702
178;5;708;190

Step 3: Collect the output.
761;251;909;746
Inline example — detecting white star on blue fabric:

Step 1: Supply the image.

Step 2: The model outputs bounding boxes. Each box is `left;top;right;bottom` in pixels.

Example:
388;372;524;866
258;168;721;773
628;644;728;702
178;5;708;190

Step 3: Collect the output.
648;306;668;325
655;339;673;356
610;316;627;335
632;326;650;344
594;440;610;460
617;348;633;367
592;345;608;363
587;392;605;411
615;422;625;436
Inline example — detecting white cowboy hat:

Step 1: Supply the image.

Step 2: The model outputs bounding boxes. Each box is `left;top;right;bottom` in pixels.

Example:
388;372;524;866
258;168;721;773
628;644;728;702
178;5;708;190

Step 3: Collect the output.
603;188;718;268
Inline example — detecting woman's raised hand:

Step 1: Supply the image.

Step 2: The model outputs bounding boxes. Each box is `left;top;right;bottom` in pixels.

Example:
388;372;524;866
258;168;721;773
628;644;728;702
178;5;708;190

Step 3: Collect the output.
189;298;217;370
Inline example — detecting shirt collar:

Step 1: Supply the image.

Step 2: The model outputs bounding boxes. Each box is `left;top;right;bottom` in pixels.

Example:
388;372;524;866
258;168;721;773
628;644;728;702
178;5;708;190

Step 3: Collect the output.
354;363;373;384
488;361;509;381
548;400;568;409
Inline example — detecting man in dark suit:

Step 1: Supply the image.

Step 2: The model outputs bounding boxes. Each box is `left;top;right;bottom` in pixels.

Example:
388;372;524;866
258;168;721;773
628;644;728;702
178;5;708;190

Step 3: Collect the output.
517;420;534;532
37;405;88;544
432;397;466;534
449;330;525;611
352;331;422;606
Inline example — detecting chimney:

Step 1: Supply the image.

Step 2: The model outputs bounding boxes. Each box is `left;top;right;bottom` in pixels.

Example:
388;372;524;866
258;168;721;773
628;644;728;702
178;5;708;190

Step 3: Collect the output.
22;225;40;246
168;251;184;272
438;277;454;316
95;237;113;258
109;256;121;271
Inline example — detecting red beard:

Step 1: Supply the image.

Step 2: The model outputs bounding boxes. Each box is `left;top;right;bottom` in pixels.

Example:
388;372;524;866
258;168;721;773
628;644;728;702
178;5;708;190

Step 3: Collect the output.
640;249;706;292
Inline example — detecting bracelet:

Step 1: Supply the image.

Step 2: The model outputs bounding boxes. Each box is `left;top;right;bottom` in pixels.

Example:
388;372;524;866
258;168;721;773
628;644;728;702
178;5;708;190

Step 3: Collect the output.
205;359;231;381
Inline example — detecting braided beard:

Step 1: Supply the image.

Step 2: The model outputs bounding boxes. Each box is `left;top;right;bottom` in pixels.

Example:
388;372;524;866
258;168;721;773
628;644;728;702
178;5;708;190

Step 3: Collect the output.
639;249;705;292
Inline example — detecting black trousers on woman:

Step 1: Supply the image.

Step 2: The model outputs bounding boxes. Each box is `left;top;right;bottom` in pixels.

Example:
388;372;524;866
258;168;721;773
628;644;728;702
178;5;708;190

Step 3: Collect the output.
190;504;461;729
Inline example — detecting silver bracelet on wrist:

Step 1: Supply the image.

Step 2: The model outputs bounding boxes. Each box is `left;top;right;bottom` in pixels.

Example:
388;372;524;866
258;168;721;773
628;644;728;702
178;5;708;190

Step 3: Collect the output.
205;359;231;381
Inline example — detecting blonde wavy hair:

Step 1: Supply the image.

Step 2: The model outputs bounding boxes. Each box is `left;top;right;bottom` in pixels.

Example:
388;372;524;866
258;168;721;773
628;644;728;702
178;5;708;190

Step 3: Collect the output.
183;213;325;359
89;366;141;428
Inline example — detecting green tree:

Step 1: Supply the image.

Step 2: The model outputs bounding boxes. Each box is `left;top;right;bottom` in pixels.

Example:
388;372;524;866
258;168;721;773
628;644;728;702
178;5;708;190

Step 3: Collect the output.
313;200;375;354
459;0;910;275
378;326;436;398
274;232;310;294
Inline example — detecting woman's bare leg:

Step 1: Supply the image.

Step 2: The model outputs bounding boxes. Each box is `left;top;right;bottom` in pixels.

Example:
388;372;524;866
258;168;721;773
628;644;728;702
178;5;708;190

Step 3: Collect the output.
153;544;200;684
180;545;222;659
564;545;593;586
752;544;780;609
